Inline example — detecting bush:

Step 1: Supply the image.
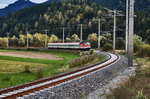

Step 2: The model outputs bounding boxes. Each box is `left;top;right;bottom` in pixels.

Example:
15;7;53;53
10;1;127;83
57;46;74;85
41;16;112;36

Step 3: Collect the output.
134;89;146;99
102;43;113;51
137;44;150;57
55;65;69;75
68;55;95;68
0;37;7;48
24;65;31;73
134;34;143;53
9;76;14;86
2;77;11;81
90;49;94;55
35;67;43;79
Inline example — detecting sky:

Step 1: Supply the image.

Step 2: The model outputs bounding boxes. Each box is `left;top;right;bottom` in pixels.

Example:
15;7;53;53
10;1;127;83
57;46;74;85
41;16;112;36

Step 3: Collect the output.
0;0;47;9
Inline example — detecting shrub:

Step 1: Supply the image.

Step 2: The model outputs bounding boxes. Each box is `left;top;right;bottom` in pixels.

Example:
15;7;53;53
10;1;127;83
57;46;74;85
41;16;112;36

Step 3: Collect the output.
35;67;43;79
24;65;31;73
102;43;113;51
134;89;146;99
137;44;150;57
0;37;7;48
68;55;95;68
55;65;69;75
80;52;83;56
9;76;14;86
90;49;94;55
134;34;143;53
3;77;11;81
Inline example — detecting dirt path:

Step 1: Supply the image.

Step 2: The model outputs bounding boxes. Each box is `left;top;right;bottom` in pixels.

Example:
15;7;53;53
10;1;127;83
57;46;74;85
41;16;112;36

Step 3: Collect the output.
0;52;63;60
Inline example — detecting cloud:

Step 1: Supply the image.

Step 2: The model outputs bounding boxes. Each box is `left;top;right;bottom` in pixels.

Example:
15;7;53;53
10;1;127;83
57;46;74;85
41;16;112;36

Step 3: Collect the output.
0;4;8;9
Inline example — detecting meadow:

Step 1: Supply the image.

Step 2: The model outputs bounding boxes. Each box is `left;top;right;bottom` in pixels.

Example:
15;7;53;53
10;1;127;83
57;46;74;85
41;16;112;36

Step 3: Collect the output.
0;49;80;89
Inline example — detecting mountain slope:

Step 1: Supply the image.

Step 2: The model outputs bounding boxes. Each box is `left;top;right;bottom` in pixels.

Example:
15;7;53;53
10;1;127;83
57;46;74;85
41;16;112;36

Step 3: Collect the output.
92;0;150;11
0;0;149;44
0;0;37;17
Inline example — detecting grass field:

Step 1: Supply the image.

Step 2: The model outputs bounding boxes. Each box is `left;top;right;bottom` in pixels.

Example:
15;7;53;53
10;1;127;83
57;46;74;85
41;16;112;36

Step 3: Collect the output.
0;49;105;89
0;49;80;89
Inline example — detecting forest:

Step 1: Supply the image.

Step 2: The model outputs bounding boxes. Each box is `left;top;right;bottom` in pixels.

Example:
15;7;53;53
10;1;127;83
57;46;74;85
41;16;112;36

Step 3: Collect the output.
0;0;149;47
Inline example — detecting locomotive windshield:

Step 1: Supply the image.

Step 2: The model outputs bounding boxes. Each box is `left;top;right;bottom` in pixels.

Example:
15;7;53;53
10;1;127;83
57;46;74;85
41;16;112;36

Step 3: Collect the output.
84;42;90;45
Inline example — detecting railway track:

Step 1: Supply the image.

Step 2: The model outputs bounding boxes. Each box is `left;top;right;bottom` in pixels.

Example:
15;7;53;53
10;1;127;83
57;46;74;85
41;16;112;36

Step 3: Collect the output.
0;53;120;99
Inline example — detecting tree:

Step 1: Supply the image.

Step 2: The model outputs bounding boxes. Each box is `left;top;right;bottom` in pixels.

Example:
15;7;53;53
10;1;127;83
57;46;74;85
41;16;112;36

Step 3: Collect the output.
2;23;7;31
116;37;125;49
49;34;58;43
145;29;150;44
44;13;50;23
134;34;143;52
18;35;26;47
41;34;49;47
60;0;66;4
33;33;43;47
87;33;97;41
71;34;80;42
100;36;109;47
14;26;19;35
10;36;19;47
97;10;102;17
66;37;72;42
102;43;113;51
27;33;33;46
87;33;98;48
0;37;7;48
34;21;39;28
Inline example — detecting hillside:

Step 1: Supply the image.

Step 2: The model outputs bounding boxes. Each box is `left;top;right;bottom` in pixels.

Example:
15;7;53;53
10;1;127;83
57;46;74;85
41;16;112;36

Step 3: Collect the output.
0;1;105;38
92;0;150;11
1;0;150;17
0;0;149;44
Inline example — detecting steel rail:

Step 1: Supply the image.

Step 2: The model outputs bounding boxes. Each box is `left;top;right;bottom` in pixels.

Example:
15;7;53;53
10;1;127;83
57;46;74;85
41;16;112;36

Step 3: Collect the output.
0;53;119;99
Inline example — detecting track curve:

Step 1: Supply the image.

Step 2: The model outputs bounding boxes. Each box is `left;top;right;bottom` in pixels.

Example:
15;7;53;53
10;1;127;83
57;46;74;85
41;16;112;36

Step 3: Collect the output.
0;53;119;99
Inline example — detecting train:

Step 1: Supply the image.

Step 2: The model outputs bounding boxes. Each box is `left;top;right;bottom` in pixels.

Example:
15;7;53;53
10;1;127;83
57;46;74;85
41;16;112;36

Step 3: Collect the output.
47;42;91;50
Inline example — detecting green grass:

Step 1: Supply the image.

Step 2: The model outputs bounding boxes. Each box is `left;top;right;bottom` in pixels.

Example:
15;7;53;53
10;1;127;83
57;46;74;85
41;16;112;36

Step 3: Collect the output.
0;49;80;89
0;59;49;73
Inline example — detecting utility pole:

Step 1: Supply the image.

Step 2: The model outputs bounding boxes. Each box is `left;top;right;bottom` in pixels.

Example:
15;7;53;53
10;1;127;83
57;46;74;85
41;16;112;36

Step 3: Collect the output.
77;24;86;42
60;27;67;43
128;0;134;66
103;8;124;54
96;19;103;50
43;29;49;48
26;31;29;48
98;19;101;50
6;32;9;48
113;9;117;54
80;24;83;42
126;0;129;56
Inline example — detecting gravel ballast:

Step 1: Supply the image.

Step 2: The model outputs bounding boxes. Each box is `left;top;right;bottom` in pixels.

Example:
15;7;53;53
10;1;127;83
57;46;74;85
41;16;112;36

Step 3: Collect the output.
21;52;130;99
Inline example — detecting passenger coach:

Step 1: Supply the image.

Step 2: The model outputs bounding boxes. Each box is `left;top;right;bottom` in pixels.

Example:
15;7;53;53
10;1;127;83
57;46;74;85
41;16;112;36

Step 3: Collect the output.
48;42;91;50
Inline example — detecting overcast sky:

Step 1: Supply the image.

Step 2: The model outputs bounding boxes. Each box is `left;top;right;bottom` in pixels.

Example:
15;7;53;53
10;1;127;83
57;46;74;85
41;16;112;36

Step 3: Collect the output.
0;0;47;9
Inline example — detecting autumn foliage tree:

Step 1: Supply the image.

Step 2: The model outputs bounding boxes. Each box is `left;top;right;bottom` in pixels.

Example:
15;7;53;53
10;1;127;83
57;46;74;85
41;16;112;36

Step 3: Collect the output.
18;35;26;47
49;34;58;43
87;33;98;48
71;34;80;42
